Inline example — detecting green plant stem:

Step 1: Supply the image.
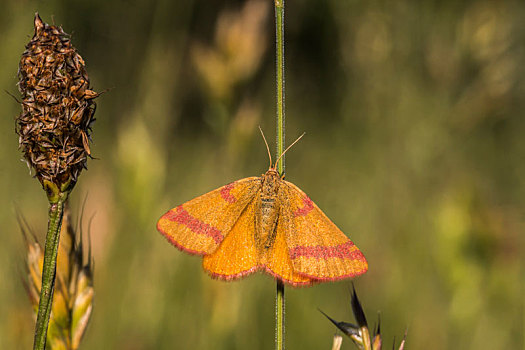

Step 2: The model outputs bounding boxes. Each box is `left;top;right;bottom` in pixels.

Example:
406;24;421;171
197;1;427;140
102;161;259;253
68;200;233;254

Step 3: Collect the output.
276;280;285;350
275;0;285;174
275;1;285;350
33;192;69;350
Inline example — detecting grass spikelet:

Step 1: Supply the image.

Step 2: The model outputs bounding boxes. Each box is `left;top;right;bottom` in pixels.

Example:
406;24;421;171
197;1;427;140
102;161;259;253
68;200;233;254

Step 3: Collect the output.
21;203;94;350
321;286;407;350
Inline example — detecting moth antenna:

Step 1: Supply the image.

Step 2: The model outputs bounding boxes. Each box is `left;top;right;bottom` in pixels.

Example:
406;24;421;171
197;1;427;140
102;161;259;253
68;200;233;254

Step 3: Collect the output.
259;126;272;169
274;132;306;168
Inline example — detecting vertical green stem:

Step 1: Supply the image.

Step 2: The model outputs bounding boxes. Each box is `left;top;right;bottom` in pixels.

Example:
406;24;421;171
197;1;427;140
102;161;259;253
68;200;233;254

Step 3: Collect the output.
275;1;285;350
276;280;285;350
275;0;285;173
33;192;68;350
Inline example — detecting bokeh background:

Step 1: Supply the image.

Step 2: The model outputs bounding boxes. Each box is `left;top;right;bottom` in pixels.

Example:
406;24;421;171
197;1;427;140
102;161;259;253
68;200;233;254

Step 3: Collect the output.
1;0;524;349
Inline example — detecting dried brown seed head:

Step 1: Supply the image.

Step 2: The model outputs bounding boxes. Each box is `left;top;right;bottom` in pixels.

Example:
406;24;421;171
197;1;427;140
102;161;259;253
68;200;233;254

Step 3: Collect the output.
16;13;98;197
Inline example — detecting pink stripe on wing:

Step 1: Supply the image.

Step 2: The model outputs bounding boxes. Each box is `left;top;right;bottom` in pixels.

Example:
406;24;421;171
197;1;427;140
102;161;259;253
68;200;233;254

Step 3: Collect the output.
293;196;314;217
289;241;364;261
220;182;237;203
164;206;223;244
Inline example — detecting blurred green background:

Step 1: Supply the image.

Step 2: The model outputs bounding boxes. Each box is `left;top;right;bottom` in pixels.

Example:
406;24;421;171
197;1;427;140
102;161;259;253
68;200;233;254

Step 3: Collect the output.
1;0;524;349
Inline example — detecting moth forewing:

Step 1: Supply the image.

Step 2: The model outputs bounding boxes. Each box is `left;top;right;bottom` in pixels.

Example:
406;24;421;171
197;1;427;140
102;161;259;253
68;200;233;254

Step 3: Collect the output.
278;180;368;280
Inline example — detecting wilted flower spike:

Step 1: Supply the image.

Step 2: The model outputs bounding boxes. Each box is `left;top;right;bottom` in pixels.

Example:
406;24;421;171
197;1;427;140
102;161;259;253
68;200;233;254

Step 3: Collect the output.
322;287;407;350
351;285;368;329
21;203;94;350
319;309;360;338
16;13;98;200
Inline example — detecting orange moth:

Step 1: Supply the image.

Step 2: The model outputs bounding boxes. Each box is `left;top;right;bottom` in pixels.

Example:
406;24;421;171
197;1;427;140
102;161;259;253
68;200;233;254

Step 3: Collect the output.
157;131;368;286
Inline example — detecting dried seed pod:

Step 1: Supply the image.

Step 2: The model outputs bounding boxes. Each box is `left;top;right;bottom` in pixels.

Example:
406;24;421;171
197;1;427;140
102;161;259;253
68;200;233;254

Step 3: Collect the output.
16;13;98;199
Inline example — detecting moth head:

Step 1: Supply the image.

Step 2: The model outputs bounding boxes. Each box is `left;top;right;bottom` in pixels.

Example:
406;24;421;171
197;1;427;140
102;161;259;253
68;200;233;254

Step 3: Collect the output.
264;168;280;178
262;168;281;192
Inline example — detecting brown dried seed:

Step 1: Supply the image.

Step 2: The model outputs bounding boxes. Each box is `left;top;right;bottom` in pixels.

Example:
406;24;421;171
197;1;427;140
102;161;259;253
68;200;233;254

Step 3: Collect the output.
16;14;99;191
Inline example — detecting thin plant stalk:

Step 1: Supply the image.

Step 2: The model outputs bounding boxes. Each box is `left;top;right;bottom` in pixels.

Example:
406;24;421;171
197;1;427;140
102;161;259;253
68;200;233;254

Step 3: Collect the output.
274;1;285;350
276;280;285;350
34;191;69;350
16;14;98;350
275;0;285;174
